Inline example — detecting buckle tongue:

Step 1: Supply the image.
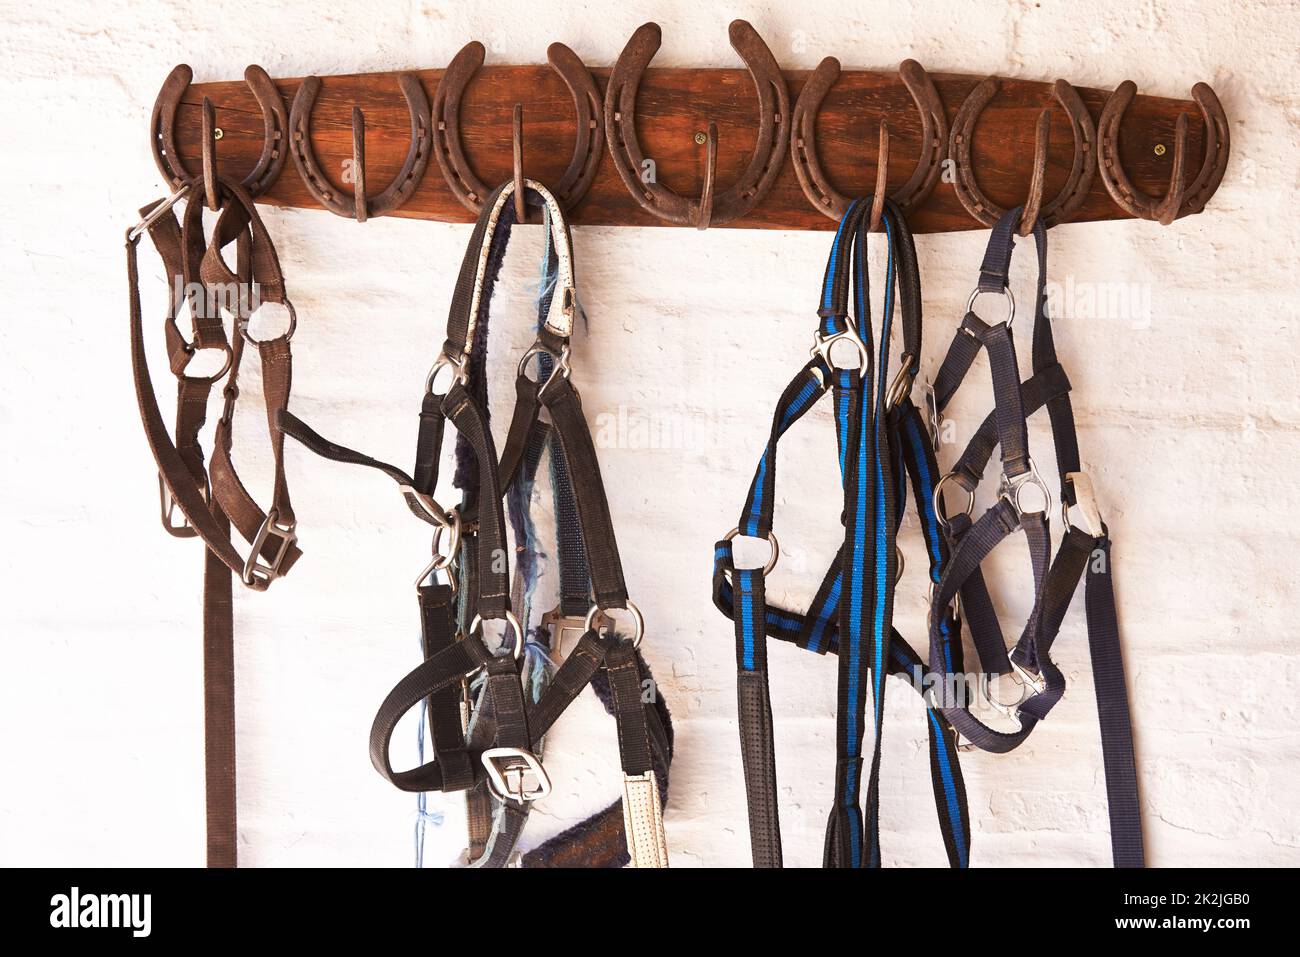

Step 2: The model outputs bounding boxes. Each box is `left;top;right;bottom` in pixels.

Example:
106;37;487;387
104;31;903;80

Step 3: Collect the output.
481;747;551;803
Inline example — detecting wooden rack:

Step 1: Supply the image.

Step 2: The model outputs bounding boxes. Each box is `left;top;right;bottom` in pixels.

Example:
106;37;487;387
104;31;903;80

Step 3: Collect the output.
150;20;1229;233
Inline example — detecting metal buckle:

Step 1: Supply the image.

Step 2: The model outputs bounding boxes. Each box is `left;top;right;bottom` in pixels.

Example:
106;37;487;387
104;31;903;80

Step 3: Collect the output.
1062;471;1104;536
584;601;645;649
241;507;297;589
541;607;590;659
414;509;462;589
481;747;552;803
158;474;199;538
398;484;456;530
885;355;916;410
517;342;572;387
126;185;192;242
978;658;1046;720
810;323;870;376
999;458;1051;518
424;350;469;394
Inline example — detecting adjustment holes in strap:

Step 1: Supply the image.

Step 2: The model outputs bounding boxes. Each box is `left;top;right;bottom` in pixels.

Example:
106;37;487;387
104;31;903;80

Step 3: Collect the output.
584;601;645;649
933;472;975;533
723;527;779;577
469;611;525;660
965;286;1015;329
238;299;298;345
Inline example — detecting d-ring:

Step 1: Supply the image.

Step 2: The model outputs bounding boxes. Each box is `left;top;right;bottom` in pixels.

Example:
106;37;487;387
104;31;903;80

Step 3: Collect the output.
933;472;975;531
966;286;1015;328
604;20;790;227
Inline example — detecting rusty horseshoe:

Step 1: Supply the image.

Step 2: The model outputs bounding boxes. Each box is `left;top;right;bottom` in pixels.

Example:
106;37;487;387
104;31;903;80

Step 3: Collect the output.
151;64;288;199
289;72;432;222
604;20;790;229
949;77;1097;232
1098;80;1229;226
791;57;947;225
432;41;603;213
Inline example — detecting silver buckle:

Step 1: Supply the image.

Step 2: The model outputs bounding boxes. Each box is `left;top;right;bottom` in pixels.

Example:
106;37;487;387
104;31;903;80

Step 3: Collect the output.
158;474;198;539
242;507;297;589
809;323;870;376
541;607;590;659
481;747;552;803
999;458;1051;518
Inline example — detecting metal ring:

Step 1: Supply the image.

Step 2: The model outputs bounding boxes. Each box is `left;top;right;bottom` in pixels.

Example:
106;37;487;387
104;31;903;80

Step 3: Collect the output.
723;527;780;576
965;286;1015;328
425;352;469;394
469;611;525;661
584;601;645;649
933;472;975;532
238;299;298;345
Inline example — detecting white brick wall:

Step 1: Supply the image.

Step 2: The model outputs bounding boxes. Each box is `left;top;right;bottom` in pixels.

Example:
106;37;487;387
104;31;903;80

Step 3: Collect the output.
2;0;1295;867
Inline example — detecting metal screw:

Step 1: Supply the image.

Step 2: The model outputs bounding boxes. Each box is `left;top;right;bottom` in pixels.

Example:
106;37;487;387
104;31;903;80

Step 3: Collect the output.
214;127;225;141
1153;143;1166;156
694;131;707;145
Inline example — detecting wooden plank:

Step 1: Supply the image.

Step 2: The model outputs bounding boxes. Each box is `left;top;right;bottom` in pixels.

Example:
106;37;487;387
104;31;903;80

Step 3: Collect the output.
164;65;1214;232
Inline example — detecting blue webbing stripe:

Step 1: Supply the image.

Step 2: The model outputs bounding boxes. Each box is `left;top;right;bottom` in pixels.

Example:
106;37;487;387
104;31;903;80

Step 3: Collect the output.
926;709;969;866
739;568;758;671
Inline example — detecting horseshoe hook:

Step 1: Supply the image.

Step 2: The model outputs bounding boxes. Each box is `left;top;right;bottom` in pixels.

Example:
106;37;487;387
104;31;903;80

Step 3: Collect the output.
949;77;1097;232
151;64;288;198
791;57;947;224
432;41;603;213
604;20;790;229
1098;80;1229;226
289;72;432;222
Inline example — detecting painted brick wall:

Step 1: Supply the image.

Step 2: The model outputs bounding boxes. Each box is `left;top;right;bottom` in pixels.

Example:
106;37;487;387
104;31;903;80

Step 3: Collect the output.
2;0;1296;867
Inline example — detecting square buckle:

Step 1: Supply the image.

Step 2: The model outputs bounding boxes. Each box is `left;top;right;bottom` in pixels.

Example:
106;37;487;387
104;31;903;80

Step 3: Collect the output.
481;747;551;803
242;508;297;589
